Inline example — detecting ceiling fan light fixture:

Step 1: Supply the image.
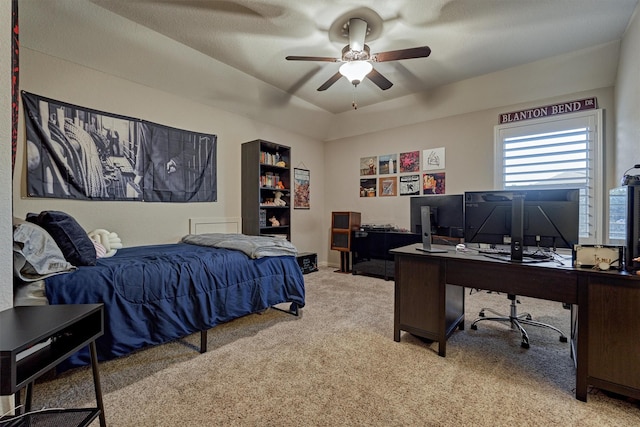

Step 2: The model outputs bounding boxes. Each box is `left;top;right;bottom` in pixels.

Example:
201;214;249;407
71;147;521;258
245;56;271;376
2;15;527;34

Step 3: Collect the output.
339;61;373;86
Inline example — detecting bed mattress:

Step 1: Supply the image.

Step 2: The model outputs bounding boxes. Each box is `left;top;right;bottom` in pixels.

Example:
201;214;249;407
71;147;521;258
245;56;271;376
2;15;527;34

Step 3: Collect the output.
44;243;305;368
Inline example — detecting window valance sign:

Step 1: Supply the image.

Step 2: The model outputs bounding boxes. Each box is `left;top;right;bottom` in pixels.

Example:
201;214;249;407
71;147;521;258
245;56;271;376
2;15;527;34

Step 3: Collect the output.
22;92;217;202
499;97;597;124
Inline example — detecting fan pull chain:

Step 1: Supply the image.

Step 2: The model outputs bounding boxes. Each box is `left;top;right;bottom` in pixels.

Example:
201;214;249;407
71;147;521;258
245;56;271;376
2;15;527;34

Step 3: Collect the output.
352;86;358;110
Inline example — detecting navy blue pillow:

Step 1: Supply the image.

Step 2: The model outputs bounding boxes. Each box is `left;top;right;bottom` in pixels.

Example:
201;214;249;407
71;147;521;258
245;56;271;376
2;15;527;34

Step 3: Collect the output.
26;211;96;266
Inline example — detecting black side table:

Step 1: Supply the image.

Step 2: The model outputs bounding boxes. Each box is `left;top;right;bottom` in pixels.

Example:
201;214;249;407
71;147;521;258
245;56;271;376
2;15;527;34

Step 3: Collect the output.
0;304;106;427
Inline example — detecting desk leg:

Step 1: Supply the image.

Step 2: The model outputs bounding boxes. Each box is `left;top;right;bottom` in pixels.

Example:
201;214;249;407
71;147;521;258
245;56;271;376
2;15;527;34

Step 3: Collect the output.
438;341;447;357
90;341;107;427
575;277;588;402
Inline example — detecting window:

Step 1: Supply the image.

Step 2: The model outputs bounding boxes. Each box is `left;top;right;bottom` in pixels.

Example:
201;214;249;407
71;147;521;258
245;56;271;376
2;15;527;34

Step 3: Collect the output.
494;110;603;244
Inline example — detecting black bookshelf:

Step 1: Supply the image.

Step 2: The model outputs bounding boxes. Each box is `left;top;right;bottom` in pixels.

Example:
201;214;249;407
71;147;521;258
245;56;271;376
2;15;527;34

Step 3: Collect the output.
241;139;291;240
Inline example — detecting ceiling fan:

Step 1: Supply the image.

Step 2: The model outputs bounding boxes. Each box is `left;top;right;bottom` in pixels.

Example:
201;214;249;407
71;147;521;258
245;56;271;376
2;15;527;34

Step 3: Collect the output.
286;17;431;92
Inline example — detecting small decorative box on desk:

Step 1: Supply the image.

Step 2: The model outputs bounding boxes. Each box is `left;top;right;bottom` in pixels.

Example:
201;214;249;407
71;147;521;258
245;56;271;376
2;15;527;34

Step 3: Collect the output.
297;252;318;274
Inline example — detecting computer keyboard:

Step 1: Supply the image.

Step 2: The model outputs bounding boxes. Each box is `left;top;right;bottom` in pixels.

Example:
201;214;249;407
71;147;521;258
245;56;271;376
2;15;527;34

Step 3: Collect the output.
477;248;553;260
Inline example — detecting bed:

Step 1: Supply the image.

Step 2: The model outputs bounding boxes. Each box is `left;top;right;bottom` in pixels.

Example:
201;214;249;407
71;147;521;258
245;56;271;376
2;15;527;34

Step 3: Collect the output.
12;214;306;370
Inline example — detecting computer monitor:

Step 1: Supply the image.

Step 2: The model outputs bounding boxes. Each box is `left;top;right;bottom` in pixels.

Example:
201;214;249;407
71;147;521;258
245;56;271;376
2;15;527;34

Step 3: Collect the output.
609;185;640;271
410;194;464;239
464;189;580;261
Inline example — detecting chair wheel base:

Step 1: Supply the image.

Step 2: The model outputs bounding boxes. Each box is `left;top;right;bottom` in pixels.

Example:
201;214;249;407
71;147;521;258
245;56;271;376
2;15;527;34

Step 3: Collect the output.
470;295;568;350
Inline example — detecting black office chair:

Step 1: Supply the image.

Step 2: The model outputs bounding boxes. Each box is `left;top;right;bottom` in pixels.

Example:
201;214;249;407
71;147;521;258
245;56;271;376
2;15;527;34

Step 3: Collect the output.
470;293;567;349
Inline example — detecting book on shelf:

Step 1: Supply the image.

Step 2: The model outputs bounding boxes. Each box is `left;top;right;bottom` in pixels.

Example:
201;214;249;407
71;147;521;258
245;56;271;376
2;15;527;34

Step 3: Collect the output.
260;172;282;188
260;151;284;166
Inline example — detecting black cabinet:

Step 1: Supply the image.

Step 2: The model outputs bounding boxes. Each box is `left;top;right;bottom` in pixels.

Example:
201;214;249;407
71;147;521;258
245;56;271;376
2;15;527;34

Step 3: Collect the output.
241;140;291;240
352;230;421;280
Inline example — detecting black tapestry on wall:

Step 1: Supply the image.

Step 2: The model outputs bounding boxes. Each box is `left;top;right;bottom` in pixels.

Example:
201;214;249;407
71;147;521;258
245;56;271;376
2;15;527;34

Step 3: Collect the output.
21;92;217;202
134;121;217;202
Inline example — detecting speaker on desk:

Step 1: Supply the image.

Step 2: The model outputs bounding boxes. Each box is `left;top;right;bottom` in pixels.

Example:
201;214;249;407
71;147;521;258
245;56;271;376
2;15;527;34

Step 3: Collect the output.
331;211;361;251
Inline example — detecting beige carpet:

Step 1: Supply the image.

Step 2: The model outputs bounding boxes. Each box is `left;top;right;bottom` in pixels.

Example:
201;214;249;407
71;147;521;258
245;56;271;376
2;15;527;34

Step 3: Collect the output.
29;267;639;426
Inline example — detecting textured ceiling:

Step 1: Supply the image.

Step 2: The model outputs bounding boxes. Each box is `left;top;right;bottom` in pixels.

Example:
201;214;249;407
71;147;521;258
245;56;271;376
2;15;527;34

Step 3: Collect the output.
19;0;638;137
86;0;638;113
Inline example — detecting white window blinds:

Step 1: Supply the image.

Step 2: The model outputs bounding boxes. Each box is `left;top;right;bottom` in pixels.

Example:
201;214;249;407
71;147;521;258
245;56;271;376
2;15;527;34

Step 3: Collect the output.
495;110;603;243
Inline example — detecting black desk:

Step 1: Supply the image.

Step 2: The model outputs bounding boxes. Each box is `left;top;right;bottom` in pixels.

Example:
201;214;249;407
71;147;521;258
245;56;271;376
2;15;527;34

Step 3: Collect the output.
0;304;105;427
391;243;640;402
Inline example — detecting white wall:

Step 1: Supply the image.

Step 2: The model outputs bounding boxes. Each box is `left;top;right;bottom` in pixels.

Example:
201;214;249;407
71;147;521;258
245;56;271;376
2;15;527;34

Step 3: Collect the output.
615;5;640;176
11;41;627;273
319;38;627;267
323;87;615;267
13;49;326;256
327;41;621;142
19;0;334;142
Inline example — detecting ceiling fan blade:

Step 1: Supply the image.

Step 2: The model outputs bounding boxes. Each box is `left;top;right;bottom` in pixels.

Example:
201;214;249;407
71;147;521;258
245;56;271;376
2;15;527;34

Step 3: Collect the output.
317;72;343;91
286;55;339;62
367;68;393;90
371;46;431;62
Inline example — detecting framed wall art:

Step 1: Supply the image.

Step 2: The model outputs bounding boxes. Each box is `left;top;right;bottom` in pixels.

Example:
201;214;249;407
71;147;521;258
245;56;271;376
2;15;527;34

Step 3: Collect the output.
360;178;377;197
399;174;421;196
379;176;398;196
360;156;377;176
293;168;310;209
378;154;397;174
423;147;445;171
423;172;446;194
399;151;420;173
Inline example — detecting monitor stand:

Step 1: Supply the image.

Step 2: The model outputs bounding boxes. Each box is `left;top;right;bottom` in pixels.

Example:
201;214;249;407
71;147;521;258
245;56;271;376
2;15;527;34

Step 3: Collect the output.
416;206;446;253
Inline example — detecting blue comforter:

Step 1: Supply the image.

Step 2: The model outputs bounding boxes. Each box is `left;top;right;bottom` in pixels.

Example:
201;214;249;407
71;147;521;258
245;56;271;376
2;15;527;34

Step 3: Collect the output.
45;243;305;369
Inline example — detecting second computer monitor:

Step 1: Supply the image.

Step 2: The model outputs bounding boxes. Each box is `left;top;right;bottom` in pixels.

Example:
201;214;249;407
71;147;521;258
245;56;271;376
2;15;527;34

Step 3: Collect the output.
410;194;464;238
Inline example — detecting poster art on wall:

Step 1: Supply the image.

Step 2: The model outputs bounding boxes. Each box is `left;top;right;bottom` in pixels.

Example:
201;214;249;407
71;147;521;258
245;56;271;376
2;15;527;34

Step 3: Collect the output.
399;174;421;196
423;147;445;171
360;156;377;176
399;151;420;173
293;168;310;209
360;178;377;197
379;176;397;196
423;172;446;194
378;154;397;174
22;92;217;202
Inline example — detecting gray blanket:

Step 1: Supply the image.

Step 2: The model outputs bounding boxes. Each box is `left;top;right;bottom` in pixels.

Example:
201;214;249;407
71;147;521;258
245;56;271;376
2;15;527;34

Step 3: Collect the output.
181;233;298;259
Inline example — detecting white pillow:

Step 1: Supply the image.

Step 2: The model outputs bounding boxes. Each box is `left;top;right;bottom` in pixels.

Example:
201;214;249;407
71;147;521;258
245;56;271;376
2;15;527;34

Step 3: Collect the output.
13;218;76;282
